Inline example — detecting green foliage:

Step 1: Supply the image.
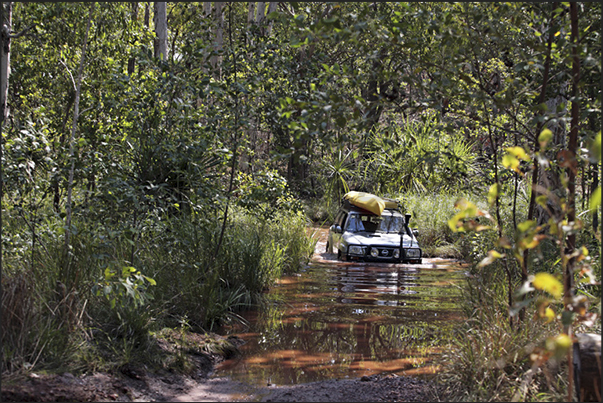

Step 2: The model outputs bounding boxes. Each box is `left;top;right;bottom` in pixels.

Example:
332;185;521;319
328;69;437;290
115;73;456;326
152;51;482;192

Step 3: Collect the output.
363;114;478;195
2;3;600;397
437;283;566;402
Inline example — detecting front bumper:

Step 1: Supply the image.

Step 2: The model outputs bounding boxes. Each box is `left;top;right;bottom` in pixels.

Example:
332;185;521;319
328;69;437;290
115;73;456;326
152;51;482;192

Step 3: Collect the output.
344;245;422;263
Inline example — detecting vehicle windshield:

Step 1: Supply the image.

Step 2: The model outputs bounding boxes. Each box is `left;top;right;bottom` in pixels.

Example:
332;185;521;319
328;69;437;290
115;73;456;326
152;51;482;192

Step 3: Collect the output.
379;214;405;233
345;211;404;234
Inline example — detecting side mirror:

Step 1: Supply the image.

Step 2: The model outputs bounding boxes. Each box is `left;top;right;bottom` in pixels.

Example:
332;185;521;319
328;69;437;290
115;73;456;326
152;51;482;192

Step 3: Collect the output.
330;224;342;234
412;229;419;237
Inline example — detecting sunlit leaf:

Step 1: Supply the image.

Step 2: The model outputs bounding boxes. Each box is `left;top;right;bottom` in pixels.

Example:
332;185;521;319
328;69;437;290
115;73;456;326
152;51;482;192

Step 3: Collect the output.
532;272;563;299
502;153;520;172
590;187;601;213
539;128;553;148
145;276;157;286
517;220;536;233
487;183;500;206
506;146;531;161
536;195;548;207
545;333;572;359
478;250;505;268
542;307;556;323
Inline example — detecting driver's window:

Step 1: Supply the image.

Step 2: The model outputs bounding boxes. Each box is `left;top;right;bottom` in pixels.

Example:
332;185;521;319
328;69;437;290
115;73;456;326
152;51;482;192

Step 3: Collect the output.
338;213;348;228
346;215;366;232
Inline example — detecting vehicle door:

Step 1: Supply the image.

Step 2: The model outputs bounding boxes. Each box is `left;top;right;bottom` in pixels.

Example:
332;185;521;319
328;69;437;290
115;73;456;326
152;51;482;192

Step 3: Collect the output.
331;211;347;251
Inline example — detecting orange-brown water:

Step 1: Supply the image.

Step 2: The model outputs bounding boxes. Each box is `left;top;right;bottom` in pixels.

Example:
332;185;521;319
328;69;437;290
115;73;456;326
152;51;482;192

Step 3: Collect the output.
214;227;467;386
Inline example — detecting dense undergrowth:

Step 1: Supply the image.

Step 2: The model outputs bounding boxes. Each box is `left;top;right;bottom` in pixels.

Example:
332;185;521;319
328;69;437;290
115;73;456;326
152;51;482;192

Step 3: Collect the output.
398;191;601;402
1;200;316;375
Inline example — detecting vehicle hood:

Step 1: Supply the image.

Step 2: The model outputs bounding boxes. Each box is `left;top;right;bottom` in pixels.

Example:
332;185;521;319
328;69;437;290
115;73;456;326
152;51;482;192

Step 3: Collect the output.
343;232;420;248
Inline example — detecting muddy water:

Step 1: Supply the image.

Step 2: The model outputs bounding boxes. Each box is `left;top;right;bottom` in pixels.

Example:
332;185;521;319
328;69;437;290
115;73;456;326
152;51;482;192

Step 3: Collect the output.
214;228;468;386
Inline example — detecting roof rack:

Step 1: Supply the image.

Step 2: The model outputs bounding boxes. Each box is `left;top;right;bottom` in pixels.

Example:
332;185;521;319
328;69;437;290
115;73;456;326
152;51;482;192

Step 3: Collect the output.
382;197;401;210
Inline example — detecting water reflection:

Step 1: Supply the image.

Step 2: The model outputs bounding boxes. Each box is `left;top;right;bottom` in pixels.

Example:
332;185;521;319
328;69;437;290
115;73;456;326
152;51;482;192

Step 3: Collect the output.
215;228;466;386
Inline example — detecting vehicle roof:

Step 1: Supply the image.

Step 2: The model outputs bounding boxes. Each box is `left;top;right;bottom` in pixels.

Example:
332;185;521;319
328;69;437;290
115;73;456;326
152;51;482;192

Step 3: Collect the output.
339;204;403;217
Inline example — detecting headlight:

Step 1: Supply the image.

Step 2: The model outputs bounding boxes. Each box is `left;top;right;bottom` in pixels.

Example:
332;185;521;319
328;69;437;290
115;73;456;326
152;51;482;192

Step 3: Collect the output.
405;249;420;258
393;249;400;259
370;248;379;258
348;245;365;255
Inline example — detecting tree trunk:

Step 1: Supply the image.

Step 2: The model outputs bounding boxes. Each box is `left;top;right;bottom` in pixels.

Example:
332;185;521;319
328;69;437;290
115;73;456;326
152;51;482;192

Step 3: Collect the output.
566;1;580;304
265;2;278;36
255;2;265;25
523;2;556;280
564;4;580;401
211;2;223;77
203;2;212;17
0;1;11;126
0;2;12;256
128;2;139;75
247;2;256;26
65;3;94;249
153;2;168;60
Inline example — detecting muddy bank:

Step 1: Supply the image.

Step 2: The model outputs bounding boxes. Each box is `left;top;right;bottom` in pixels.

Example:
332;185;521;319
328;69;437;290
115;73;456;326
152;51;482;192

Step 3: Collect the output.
1;361;440;402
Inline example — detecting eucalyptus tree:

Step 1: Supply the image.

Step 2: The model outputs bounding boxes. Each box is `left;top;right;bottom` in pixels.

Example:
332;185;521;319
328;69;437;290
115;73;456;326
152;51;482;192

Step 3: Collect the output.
153;2;168;60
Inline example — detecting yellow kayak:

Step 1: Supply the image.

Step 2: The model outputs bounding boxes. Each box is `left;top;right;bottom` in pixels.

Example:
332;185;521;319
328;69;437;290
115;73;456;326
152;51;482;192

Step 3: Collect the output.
343;191;386;216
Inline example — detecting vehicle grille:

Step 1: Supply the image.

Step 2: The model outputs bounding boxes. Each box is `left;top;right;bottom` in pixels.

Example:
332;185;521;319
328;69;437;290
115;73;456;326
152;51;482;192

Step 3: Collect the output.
374;247;395;258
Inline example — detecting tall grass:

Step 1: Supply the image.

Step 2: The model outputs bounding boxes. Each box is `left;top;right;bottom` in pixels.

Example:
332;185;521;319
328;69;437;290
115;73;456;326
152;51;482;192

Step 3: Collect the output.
1;200;316;374
398;192;475;258
435;283;567;402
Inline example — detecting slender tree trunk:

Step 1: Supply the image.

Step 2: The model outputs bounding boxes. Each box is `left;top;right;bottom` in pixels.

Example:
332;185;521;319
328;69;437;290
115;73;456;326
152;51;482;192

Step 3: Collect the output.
265;2;278;36
0;2;12;282
153;2;168;60
566;2;580;305
564;3;580;401
128;2;139;75
214;5;239;260
255;2;265;25
203;2;212;17
65;3;94;250
0;1;10;126
211;2;223;78
144;2;150;27
247;2;256;26
523;3;556;282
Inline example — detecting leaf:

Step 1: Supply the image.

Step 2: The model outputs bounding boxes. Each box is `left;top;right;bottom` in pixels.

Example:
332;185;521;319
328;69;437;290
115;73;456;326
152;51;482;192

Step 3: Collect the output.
539;128;553;148
487;183;500;206
144;276;157;286
478;250;505;268
506;146;531;161
543;307;556;323
557;149;578;173
517;220;536;233
502;153;520;172
536;195;548;207
519;234;546;250
590;187;601;213
545;333;572;359
532;272;563;299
